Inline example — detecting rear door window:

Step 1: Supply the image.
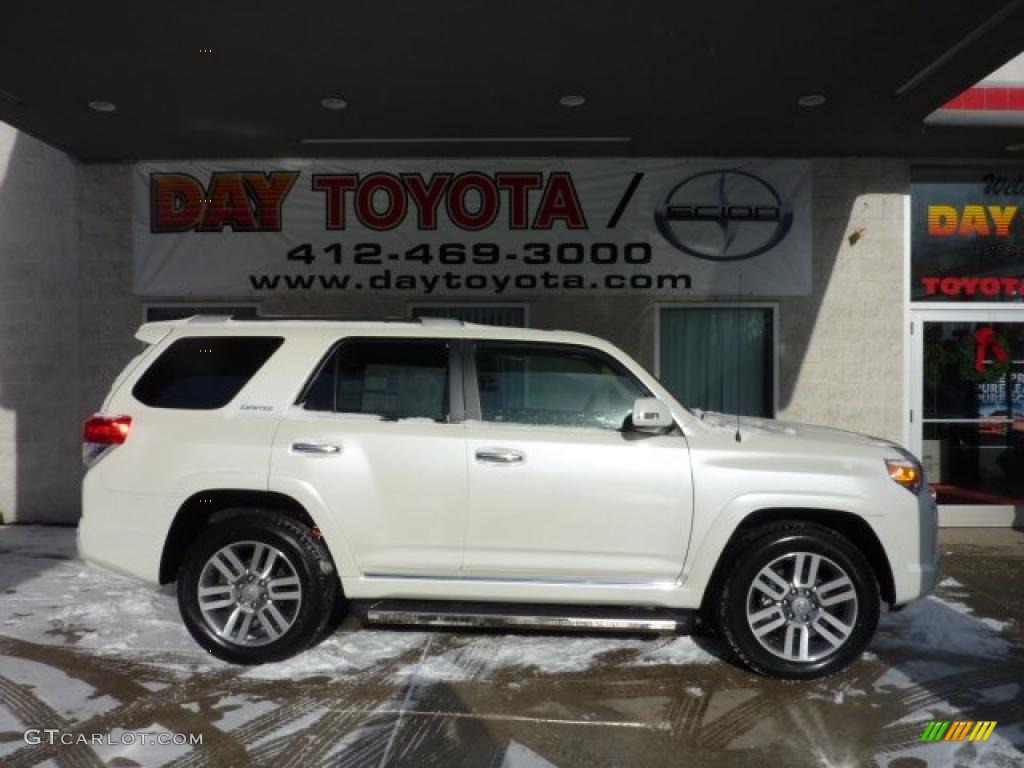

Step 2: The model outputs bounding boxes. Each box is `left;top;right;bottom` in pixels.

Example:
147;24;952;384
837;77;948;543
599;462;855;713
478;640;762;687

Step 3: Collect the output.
300;340;450;422
132;336;283;409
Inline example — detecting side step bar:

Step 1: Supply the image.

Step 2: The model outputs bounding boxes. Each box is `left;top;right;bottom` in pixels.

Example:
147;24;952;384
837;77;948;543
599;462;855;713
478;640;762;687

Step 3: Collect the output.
355;600;696;635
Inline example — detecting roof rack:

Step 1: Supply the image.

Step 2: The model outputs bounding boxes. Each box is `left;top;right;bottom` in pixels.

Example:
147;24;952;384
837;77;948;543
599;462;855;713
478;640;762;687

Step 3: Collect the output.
228;314;390;322
179;314;464;326
184;315;232;324
416;317;464;327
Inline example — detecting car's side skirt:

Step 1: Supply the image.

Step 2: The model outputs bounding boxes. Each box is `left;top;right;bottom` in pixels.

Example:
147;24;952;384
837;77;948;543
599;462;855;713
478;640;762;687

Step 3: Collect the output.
343;573;704;610
354;599;697;635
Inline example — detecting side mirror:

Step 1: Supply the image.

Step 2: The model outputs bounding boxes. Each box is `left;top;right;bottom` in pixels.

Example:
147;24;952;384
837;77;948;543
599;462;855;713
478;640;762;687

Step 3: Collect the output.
630;397;674;431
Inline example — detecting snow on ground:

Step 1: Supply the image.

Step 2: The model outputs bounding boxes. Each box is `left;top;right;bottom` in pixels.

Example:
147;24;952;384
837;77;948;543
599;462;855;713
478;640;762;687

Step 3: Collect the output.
0;655;120;719
501;741;559;768
0;523;1018;681
1;525;1014;683
90;724;195;767
241;630;432;681
1;524;1022;766
0;526;716;681
874;660;962;695
393;633;716;683
874;594;1012;657
0;529;197;658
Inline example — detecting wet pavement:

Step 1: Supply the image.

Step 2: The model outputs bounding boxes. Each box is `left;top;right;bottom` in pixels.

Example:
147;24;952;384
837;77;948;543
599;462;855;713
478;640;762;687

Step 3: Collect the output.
0;526;1021;767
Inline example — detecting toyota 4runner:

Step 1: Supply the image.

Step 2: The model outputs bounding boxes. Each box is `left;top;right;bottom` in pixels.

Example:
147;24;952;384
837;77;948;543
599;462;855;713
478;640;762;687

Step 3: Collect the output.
79;317;939;679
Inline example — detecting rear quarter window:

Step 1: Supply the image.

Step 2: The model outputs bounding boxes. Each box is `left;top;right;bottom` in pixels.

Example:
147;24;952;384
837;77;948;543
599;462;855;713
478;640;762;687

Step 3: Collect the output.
132;336;284;410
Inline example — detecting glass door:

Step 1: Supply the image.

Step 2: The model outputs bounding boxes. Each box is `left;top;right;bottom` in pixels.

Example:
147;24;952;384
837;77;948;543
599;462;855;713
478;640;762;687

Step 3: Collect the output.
911;309;1024;525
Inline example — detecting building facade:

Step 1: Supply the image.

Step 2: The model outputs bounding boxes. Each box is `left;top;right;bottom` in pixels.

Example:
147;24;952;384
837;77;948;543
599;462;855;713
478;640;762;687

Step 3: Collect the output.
3;120;1019;527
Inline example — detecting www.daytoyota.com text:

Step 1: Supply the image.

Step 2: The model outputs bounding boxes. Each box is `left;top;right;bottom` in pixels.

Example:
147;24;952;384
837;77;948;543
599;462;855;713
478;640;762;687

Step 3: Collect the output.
249;240;693;295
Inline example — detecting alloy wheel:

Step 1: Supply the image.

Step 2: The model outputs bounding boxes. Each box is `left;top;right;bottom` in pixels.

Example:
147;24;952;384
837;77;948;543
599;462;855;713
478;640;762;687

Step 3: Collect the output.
744;551;859;663
196;540;304;647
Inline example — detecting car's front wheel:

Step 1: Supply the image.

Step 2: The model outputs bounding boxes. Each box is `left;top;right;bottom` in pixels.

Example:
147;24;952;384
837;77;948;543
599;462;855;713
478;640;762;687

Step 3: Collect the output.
177;512;338;664
715;521;880;680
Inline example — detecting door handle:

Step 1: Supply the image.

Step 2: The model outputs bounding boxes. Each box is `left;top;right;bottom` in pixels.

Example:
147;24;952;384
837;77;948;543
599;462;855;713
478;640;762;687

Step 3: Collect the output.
475;448;525;464
291;441;342;455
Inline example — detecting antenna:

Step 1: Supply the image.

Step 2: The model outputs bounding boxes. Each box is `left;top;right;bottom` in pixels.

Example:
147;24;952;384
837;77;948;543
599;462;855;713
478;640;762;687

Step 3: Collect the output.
735;270;743;443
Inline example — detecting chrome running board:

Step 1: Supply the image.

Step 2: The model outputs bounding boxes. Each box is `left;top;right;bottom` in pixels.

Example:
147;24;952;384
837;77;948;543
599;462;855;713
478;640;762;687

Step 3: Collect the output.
356;600;696;634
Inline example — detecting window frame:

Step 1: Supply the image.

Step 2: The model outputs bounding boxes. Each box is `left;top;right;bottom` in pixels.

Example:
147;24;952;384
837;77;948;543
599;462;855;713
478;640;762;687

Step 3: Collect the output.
294;337;464;424
463;340;653;430
654;302;780;418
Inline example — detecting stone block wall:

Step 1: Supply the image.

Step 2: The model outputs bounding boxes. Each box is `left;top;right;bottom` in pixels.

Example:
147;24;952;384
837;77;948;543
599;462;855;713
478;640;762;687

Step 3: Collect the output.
0;124;81;522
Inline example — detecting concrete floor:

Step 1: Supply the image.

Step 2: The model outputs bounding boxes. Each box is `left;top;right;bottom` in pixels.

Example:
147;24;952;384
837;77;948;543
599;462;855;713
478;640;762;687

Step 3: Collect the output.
0;527;1022;767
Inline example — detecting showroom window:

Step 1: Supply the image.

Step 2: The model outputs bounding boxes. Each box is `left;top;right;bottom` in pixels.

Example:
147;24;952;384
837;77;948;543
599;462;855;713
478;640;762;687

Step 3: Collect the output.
475;343;647;430
658;305;777;418
919;318;1024;506
301;340;450;422
410;304;527;327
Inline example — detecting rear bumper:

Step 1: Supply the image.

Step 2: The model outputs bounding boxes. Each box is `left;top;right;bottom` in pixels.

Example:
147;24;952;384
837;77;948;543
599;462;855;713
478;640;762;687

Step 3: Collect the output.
78;470;177;584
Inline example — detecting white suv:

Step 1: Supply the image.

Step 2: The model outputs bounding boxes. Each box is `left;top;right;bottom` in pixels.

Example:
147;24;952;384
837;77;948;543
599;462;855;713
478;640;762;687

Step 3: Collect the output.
79;317;939;679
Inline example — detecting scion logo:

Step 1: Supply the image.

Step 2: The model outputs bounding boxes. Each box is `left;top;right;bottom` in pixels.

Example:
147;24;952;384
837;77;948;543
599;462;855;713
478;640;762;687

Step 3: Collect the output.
655;169;793;261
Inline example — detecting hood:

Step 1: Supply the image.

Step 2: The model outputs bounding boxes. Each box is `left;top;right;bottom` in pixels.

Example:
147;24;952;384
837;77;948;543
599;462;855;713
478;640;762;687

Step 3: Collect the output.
694;410;898;451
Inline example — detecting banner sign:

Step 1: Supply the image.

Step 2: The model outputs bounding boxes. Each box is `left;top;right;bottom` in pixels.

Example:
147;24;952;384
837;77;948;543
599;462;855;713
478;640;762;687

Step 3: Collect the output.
912;167;1024;302
132;159;811;297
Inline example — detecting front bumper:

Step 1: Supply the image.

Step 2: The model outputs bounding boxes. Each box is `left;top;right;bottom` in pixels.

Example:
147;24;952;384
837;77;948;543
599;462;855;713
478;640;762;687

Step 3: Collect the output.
886;486;941;606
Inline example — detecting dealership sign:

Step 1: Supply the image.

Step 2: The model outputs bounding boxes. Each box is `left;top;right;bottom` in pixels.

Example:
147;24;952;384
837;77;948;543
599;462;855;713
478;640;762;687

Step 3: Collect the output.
912;167;1024;302
132;159;811;297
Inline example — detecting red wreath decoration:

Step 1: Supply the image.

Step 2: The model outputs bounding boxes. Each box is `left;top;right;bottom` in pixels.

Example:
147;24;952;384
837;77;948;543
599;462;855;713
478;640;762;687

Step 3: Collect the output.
959;327;1011;383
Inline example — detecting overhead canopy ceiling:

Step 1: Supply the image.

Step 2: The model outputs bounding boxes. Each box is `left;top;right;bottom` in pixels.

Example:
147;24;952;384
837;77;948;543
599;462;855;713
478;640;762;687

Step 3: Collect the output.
1;1;1023;161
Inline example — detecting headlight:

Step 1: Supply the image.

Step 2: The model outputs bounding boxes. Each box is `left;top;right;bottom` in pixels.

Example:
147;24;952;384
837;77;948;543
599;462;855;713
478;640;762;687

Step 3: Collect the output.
885;455;923;494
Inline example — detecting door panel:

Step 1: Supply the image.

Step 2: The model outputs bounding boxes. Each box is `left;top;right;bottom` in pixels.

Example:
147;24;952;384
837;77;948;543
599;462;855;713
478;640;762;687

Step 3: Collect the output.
464;422;692;581
272;412;466;576
271;337;467;577
463;340;693;582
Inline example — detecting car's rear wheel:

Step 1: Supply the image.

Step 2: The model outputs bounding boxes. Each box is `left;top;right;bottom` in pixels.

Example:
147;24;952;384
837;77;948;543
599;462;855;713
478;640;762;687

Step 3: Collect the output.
177;512;338;664
715;522;879;680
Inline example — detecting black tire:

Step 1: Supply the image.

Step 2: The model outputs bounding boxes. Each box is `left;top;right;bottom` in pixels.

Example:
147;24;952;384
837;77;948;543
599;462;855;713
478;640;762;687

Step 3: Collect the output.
177;512;339;664
715;521;879;680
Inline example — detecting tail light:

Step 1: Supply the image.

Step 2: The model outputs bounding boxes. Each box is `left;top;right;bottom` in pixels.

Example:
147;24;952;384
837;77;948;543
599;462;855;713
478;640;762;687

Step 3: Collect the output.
83;414;132;466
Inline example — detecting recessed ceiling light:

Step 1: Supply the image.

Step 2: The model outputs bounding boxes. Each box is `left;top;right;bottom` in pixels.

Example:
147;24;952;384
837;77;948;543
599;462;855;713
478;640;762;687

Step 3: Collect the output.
797;94;826;108
88;100;117;113
1006;143;1024;152
321;97;348;111
559;95;586;108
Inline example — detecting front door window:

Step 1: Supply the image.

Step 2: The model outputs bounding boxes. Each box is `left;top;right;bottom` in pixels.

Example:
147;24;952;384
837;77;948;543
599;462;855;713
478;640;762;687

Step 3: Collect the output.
475;343;647;430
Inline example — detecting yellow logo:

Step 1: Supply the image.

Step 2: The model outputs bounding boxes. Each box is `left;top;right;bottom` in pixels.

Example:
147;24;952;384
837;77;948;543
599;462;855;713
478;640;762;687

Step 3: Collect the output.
920;721;997;742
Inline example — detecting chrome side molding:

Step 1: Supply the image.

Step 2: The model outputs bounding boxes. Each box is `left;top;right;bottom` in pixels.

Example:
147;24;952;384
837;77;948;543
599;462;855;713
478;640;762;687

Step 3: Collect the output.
357;600;696;635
